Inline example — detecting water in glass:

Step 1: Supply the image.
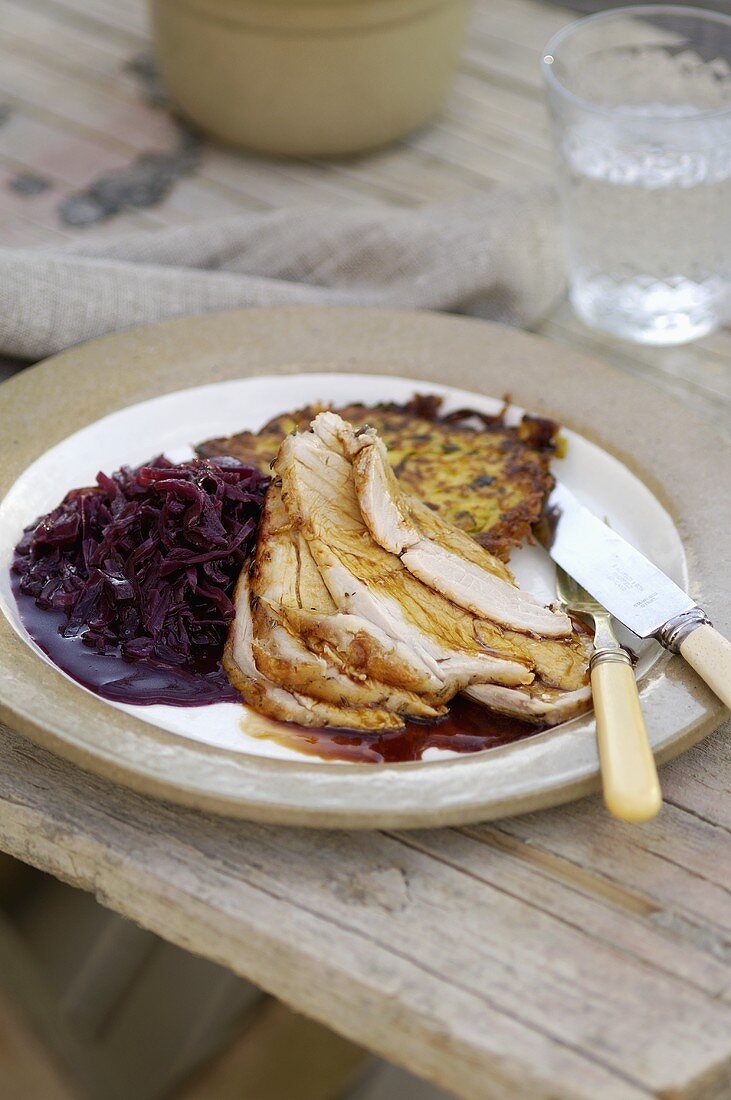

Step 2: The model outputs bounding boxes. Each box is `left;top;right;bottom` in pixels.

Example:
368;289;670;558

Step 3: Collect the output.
562;112;731;345
544;7;731;346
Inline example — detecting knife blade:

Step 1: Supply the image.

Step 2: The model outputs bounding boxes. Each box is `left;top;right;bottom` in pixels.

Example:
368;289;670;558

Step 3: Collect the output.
543;481;731;710
545;481;692;639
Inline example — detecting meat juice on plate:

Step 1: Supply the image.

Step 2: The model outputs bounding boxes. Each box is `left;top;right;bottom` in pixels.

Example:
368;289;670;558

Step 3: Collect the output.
559;111;731;345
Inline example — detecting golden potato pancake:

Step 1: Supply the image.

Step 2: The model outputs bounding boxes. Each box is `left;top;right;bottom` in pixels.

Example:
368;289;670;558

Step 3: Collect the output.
196;395;561;560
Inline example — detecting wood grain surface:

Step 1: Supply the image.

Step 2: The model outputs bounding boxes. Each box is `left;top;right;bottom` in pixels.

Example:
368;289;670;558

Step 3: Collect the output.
1;0;730;1097
0;723;730;1100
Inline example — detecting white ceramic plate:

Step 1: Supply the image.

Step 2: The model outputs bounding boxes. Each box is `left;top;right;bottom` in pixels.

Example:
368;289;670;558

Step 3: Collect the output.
1;307;725;826
0;372;685;764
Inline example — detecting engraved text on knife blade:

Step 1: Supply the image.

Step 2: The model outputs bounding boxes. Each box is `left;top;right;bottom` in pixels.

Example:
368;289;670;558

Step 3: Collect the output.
545;484;692;638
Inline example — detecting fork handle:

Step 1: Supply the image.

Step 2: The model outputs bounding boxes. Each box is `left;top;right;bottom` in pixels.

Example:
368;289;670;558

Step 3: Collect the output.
591;650;662;823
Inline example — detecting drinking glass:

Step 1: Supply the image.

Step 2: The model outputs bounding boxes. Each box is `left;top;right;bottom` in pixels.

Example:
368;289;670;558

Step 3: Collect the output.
542;5;731;346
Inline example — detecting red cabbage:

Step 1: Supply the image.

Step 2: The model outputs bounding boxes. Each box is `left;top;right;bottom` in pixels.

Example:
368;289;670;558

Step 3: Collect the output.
13;456;269;673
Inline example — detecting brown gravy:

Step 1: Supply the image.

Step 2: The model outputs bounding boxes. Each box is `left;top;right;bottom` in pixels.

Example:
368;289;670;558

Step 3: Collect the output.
15;578;544;762
261;694;545;763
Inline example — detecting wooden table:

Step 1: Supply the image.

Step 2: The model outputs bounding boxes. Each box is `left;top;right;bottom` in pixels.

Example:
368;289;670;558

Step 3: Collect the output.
1;1;730;1097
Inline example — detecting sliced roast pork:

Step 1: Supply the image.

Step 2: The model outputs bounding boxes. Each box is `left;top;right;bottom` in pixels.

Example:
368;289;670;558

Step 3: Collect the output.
249;485;443;718
465;682;592;726
315;412;571;639
405;493;590;692
224;571;407;731
275;430;533;697
280;605;442;696
227;411;591;734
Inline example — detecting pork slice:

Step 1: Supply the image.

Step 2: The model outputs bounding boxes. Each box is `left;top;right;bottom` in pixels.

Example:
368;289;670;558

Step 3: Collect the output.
406;495;515;584
225;570;406;730
318;413;571;639
465;682;593;726
400;540;572;638
312;413;592;698
404;495;590;690
311;414;516;586
314;413;515;581
474;618;590;692
275;431;532;695
252;599;443;718
312;412;422;556
250;485;444;718
343;424;420;555
309;540;532;693
314;415;590;691
281;606;442;696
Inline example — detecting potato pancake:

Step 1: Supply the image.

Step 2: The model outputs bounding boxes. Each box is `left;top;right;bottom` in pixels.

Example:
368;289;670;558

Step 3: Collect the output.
196;394;561;560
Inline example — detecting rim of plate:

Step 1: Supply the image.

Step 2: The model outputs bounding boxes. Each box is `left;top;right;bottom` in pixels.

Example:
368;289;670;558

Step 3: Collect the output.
0;307;727;827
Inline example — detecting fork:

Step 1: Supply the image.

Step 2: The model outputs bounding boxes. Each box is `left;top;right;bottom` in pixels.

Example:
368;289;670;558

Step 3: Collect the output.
555;565;662;823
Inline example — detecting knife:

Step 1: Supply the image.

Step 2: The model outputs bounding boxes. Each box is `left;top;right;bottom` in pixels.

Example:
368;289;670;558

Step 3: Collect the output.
544;481;731;711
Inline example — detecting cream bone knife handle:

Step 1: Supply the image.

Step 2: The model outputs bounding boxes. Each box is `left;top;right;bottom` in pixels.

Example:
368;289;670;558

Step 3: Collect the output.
659;608;731;711
590;648;662;823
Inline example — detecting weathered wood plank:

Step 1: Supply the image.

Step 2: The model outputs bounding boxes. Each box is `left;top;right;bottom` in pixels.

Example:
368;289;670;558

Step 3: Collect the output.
495;727;731;940
0;44;183;151
472;0;570;41
0;726;661;1100
0;0;135;82
394;822;731;999
30;0;148;40
0;108;134;188
662;732;731;831
0;112;170;239
1;726;731;1099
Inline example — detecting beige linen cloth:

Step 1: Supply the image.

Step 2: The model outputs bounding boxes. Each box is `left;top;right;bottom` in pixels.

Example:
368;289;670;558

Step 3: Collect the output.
0;188;563;361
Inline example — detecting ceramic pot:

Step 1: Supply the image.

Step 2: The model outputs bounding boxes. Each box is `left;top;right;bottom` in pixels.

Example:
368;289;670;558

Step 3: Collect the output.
150;0;471;156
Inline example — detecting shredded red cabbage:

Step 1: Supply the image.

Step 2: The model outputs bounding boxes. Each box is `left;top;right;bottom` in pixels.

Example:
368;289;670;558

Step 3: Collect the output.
13;456;269;672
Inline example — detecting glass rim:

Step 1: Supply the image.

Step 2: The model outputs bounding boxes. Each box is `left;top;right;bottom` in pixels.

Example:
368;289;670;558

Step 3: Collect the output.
541;4;731;123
